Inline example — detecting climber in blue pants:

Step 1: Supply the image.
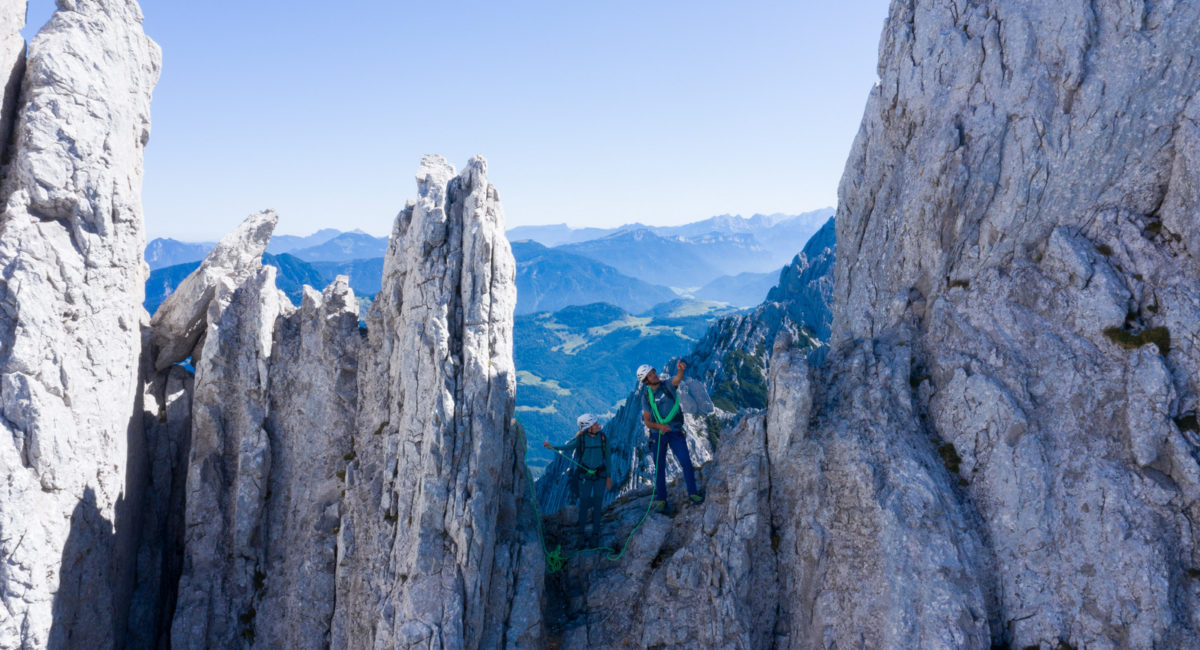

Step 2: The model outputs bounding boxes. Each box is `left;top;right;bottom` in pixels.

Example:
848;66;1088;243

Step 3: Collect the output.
638;360;703;513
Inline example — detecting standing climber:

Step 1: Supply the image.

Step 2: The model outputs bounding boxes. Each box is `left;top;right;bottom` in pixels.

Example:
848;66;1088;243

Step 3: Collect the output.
638;360;703;513
543;413;612;547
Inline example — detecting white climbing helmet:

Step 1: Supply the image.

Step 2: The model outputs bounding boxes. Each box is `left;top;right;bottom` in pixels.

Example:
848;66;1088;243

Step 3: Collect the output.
636;364;654;384
577;413;598;431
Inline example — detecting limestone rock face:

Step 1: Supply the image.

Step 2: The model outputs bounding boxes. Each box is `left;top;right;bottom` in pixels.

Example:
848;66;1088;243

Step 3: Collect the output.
332;155;543;648
767;335;994;648
0;1;160;647
765;215;835;342
170;264;287;649
255;279;360;648
0;0;23;165
150;209;278;370
167;232;362;648
543;413;780;649
819;1;1200;646
128;364;193;649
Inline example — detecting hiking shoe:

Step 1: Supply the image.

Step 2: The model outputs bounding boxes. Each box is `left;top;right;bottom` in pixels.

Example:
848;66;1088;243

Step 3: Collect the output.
688;493;705;505
652;499;667;513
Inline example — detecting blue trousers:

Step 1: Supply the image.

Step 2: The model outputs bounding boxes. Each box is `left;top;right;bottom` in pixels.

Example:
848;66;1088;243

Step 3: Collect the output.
652;428;698;501
577;476;605;541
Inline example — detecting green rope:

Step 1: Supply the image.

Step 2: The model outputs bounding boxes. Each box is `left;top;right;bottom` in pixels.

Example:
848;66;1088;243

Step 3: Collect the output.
549;447;596;475
527;429;666;572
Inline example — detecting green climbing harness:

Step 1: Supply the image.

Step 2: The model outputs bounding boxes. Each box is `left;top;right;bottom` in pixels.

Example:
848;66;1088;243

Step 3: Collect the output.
646;385;680;424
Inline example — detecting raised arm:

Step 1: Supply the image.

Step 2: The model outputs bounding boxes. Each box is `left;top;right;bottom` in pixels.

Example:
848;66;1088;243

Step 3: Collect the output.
670;359;687;388
543;433;580;451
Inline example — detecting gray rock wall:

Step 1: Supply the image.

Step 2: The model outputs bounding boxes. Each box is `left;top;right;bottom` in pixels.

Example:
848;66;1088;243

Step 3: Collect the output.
818;0;1200;646
542;412;780;649
161;212;363;648
0;1;160;647
170;264;287;648
0;0;23;165
767;334;994;648
256;280;360;648
332;155;543;649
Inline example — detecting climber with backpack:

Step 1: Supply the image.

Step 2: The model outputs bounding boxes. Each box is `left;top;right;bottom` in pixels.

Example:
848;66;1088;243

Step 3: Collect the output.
543;413;612;547
638;360;703;514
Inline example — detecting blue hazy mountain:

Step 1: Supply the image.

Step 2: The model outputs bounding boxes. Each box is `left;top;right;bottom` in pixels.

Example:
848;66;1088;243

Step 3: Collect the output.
265;228;344;255
308;258;385;296
692;268;783;307
511;240;678;315
144;238;215;270
508;208;834;278
286;231;388;262
556;229;722;286
506;223;629;247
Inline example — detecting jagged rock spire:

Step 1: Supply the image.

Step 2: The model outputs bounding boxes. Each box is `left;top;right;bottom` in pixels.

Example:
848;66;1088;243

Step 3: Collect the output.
333;155;543;648
150;209;278;369
0;0;160;647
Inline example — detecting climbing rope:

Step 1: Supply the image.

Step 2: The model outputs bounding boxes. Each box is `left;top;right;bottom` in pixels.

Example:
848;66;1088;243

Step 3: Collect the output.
548;447;597;475
527;429;666;572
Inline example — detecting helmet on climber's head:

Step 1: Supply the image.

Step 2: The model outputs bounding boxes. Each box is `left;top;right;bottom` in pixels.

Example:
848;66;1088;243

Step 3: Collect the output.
577;413;598;432
636;364;655;384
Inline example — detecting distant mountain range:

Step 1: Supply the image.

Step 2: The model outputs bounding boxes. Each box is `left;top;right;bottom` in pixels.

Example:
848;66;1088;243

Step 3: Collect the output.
691;268;782;306
556;229;746;287
512;241;678;315
145;238;215;270
285;231;388;262
508;209;835;279
265;227;343;255
144;209;833;314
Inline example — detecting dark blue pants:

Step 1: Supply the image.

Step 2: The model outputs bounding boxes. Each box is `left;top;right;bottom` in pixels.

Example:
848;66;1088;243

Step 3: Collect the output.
578;476;604;541
652;428;698;501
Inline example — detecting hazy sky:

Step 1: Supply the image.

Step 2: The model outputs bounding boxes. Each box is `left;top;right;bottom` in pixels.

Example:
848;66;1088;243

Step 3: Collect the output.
22;1;891;240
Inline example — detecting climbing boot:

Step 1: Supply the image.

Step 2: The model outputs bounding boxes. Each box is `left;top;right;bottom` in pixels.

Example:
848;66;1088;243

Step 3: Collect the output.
688;493;705;505
652;499;667;513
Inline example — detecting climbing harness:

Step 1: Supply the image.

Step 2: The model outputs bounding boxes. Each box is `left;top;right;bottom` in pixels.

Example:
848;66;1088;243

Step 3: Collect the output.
527;428;666;573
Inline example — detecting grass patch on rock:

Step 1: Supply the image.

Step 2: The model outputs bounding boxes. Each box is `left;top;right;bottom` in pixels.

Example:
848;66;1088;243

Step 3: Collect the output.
1102;326;1170;355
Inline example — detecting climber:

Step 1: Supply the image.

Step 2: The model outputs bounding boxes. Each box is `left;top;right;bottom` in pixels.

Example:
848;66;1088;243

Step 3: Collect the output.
543;413;612;547
638;360;703;514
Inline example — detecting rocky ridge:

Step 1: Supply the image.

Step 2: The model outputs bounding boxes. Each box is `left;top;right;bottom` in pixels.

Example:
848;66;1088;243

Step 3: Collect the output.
331;155;543;649
0;1;160;647
1;1;1197;648
815;1;1200;646
155;156;542;649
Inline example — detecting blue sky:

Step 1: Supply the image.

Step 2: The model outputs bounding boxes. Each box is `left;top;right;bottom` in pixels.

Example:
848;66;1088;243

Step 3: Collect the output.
23;1;891;240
